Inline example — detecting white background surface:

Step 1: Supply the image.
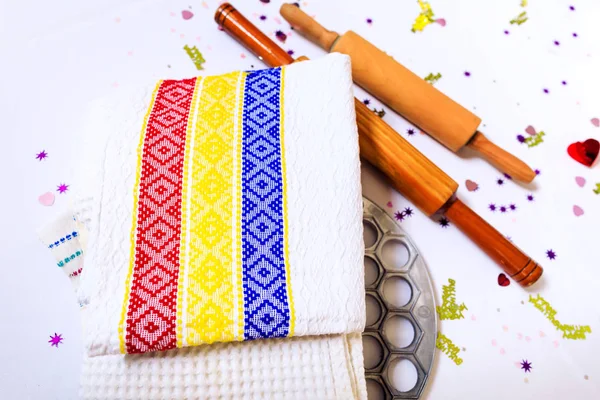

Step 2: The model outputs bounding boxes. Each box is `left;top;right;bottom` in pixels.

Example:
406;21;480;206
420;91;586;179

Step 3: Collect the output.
1;0;599;399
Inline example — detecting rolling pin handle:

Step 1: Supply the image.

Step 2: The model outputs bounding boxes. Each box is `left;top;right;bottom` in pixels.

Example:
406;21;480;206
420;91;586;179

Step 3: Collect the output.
280;3;339;51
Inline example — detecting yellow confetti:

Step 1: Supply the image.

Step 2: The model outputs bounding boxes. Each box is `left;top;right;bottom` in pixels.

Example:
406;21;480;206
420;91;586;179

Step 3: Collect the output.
437;279;468;320
529;294;591;340
510;11;528;25
524;131;545;147
424;72;442;85
593;183;600;195
183;45;206;70
412;0;436;32
436;333;463;365
520;0;528;7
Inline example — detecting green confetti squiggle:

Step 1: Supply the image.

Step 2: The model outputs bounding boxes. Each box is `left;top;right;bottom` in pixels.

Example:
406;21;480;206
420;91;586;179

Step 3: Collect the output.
525;131;545;147
437;279;467;320
593;183;600;195
436;333;463;365
529;294;591;340
424;73;442;85
184;45;206;70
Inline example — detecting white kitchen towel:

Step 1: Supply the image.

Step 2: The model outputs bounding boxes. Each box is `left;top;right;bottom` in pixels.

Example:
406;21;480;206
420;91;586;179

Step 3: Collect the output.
76;53;365;355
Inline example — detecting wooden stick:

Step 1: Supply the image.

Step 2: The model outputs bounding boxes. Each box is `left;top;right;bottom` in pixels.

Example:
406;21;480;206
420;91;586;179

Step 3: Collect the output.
215;3;543;287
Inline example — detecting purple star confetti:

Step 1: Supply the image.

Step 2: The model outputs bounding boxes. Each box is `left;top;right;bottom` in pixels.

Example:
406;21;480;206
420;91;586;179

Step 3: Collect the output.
517;134;526;143
569;5;575;11
489;203;497;212
403;207;414;217
438;217;450;228
497;178;505;186
504;30;510;35
509;203;517;211
366;18;373;25
527;194;534;202
500;205;507;213
546;249;557;260
554;40;560;46
57;183;69;194
562;80;567;85
504;173;512;180
534;169;541;175
543;88;549;94
464;71;471;77
48;333;63;348
36;150;48;161
287;49;294;55
259;15;267;21
363;99;371;106
521;359;533;373
394;211;405;221
573;33;578;37
407;128;416;136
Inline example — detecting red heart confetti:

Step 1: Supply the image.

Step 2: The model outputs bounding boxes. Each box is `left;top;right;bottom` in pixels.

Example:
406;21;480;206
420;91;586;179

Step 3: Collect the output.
525;125;536;136
465;179;479;192
498;273;510;287
567;139;599;167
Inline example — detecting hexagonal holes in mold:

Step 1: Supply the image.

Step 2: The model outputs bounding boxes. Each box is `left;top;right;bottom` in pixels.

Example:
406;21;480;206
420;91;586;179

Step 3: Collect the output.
388;357;419;393
364;256;380;287
380;239;409;270
362;335;384;370
363;219;379;249
365;294;383;326
384;315;415;348
366;378;386;400
382;276;412;308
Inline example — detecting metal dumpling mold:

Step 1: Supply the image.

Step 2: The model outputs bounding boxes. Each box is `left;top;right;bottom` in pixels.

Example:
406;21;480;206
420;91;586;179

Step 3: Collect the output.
362;197;437;399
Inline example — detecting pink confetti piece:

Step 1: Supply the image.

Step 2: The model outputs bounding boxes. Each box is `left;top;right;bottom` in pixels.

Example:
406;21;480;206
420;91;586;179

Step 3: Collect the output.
539;331;546;338
435;18;446;26
240;53;246;59
274;17;282;24
592;118;600;127
38;192;55;206
386;201;393;208
525;125;536;136
576;176;586;187
170;28;176;33
196;36;202;42
182;10;194;20
492;339;497;346
525;336;531;342
471;314;476;321
514;361;522;368
115;17;121;23
517;333;523;340
500;348;506;355
169;11;176;17
180;33;185;39
573;205;584;216
503;325;509;332
553;340;559;348
127;50;133;56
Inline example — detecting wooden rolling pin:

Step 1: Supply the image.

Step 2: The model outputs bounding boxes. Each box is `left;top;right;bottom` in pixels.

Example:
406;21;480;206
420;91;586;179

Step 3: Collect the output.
280;4;536;183
215;3;543;287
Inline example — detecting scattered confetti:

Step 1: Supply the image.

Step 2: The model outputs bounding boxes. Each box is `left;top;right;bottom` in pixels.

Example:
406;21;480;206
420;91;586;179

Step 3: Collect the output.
287;49;294;55
183;45;205;70
366;18;373;25
412;0;437;32
260;15;267;21
525;131;545;147
435;18;446;27
594;183;600;195
372;108;386;118
424;72;442;85
394;207;414;222
575;177;586;188
403;207;414;217
573;205;584;217
436;333;463;365
510;11;528;25
438;217;450;228
567;139;599;167
517;134;526;143
573;33;578;37
529;294;592;339
394;211;405;221
497;178;505;186
57;183;69;194
509;204;517;211
464;71;471;77
386;201;393;208
275;30;287;43
591;118;600;127
546;249;556;260
520;359;532;372
363;99;371;106
525;125;536;136
569;5;575;11
543;88;549;94
498;273;510;287
407;128;416;136
465;180;479;192
504;30;510;35
562;80;567;85
489;203;497;212
535;169;541;175
554;40;560;46
500;205;507;213
48;333;63;348
38;192;55;206
181;10;194;20
437;279;467;320
36;150;48;161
